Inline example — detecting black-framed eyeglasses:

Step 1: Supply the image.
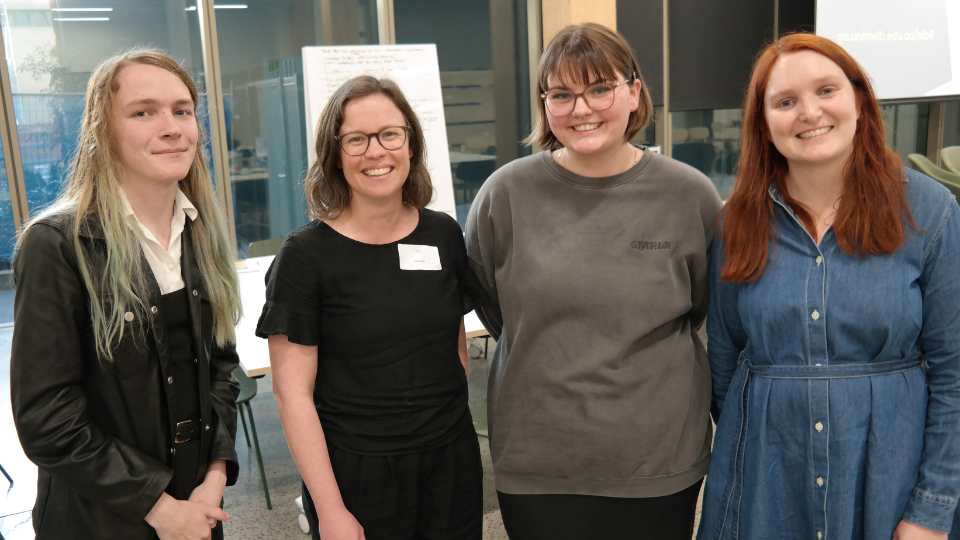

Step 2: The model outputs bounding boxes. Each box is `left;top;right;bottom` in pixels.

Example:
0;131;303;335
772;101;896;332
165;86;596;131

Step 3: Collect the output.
540;79;634;116
336;126;410;156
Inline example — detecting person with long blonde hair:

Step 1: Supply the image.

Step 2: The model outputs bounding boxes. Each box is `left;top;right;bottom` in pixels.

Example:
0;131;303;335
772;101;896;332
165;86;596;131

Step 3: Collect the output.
699;33;960;540
11;49;241;540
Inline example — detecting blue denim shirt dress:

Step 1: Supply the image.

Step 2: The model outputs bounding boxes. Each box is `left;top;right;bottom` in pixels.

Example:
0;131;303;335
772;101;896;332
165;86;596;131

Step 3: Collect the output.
698;169;960;540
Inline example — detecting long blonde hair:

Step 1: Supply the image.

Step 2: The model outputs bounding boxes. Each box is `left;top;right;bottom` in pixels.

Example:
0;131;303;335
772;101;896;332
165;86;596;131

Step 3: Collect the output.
18;49;240;360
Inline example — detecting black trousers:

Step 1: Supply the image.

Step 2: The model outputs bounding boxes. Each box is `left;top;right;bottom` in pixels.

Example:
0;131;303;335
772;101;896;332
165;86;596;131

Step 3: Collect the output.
303;426;483;540
497;479;703;540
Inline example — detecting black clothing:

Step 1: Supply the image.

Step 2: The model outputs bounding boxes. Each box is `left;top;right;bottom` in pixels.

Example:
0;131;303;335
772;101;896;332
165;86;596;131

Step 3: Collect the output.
496;480;703;540
10;213;240;540
160;288;201;427
301;423;483;540
258;208;484;539
159;288;203;500
256;208;484;455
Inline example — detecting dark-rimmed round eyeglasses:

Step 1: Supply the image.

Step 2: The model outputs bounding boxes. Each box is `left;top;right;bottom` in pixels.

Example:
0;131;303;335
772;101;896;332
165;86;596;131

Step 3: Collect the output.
540;79;633;116
336;126;410;156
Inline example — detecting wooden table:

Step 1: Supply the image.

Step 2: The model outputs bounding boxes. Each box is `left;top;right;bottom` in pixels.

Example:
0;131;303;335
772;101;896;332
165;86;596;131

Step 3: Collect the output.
235;256;490;377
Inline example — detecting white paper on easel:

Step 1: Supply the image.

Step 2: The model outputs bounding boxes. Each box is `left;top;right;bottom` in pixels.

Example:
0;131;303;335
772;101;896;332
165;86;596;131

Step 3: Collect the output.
301;44;456;220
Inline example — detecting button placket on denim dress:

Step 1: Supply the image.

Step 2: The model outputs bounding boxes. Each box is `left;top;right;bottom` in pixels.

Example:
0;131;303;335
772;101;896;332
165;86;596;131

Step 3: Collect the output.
698;170;960;540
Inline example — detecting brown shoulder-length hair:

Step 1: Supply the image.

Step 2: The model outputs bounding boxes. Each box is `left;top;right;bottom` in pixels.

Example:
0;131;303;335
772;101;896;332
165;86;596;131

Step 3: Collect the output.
304;75;432;219
722;32;910;282
526;22;653;150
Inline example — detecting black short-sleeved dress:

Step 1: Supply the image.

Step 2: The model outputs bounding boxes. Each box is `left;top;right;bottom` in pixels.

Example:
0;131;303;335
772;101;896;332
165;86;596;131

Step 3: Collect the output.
256;208;483;539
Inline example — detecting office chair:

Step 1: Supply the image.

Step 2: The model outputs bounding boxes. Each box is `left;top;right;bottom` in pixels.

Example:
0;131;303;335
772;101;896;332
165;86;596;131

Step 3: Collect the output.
233;367;272;509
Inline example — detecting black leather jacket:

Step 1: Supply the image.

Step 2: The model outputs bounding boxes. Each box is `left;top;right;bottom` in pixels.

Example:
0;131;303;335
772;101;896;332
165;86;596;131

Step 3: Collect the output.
10;212;240;539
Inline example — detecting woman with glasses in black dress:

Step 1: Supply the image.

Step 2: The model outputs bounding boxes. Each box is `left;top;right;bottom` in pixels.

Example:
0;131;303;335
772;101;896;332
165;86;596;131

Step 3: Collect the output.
257;75;484;540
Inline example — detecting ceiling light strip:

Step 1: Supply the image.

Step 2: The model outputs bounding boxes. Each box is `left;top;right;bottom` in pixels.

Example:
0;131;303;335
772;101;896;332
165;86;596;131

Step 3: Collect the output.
52;17;110;22
185;3;247;10
51;7;113;12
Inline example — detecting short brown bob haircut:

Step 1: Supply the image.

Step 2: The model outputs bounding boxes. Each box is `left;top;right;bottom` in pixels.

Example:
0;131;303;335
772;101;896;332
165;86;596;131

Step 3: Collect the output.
304;75;432;219
527;22;653;150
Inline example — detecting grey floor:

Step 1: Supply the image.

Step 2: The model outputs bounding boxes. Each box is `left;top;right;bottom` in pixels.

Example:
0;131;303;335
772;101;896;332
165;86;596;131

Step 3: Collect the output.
0;329;508;539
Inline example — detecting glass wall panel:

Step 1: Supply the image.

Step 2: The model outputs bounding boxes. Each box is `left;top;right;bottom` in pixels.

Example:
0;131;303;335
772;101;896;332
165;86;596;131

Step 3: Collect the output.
395;0;531;225
215;0;378;255
0;143;15;325
943;100;960;152
1;1;212;215
394;0;530;435
671;108;742;197
882;102;930;161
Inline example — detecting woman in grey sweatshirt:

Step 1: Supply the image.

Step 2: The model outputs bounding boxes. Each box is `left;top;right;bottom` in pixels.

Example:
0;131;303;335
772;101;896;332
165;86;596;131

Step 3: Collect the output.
465;22;722;540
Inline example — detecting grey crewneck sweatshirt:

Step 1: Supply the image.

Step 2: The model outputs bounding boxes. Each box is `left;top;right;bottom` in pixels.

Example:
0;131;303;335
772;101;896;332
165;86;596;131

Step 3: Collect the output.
465;149;722;497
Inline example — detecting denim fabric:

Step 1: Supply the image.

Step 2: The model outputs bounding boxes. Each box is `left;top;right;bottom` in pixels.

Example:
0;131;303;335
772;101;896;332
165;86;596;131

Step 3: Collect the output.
698;170;960;540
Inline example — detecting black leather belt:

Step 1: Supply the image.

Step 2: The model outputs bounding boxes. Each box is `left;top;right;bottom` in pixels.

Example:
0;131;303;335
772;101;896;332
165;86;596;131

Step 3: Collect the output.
174;419;199;445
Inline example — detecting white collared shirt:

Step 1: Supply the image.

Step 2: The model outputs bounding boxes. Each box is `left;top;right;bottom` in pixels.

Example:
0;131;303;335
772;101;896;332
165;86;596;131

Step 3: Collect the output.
119;188;198;295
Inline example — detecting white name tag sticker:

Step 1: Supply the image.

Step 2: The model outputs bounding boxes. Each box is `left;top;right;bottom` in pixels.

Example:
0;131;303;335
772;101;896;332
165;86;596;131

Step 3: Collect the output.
397;244;442;271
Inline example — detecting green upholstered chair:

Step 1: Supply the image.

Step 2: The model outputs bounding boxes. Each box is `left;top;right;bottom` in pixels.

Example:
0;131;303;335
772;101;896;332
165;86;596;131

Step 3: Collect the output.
940;146;960;175
907;153;960;201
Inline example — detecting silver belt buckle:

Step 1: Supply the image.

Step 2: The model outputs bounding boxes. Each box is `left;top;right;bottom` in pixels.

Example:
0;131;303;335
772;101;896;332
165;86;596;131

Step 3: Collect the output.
174;419;194;444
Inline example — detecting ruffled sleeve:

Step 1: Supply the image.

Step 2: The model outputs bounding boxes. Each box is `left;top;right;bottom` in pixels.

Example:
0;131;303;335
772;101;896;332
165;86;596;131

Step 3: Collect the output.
255;233;322;345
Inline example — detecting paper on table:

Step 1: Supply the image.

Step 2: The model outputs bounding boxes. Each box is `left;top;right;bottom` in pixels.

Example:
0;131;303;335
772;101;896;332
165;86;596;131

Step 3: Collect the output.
235;256;274;377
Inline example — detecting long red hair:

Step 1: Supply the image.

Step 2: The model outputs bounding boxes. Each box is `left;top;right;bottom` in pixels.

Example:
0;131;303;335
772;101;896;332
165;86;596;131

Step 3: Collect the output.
722;33;909;282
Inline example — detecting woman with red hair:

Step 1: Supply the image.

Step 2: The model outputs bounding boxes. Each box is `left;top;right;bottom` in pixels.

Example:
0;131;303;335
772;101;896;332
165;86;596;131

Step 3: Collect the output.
698;34;960;540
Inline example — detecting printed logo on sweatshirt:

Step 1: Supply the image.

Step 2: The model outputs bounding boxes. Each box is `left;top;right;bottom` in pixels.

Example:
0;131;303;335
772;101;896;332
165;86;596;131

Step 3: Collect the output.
631;240;673;251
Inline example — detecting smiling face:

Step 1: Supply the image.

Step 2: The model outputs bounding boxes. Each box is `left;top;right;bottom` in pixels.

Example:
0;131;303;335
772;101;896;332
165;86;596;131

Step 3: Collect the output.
338;92;412;206
763;50;860;171
544;70;641;160
110;63;198;189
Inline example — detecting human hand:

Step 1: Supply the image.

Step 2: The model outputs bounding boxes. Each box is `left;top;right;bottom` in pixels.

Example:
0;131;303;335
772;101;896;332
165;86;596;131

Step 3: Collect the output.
893;520;948;540
189;479;227;528
317;506;365;540
146;493;229;540
189;460;228;527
